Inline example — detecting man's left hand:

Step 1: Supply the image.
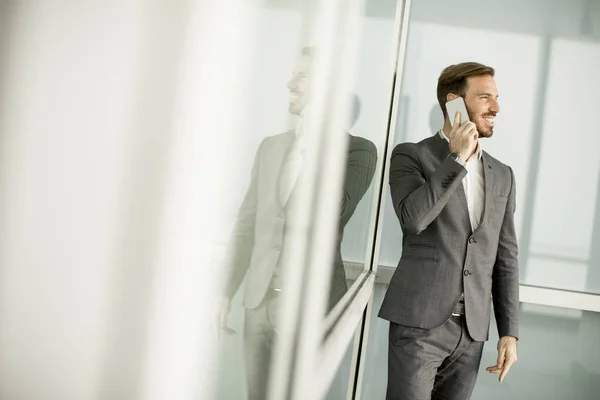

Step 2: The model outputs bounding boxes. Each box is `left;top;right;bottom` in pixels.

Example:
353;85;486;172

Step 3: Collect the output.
486;336;518;383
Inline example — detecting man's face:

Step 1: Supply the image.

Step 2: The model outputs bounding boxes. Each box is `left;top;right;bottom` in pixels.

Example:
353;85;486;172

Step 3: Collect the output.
462;75;500;138
287;55;312;115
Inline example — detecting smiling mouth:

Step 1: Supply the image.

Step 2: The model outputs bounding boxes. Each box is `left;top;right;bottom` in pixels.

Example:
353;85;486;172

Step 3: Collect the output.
483;116;495;126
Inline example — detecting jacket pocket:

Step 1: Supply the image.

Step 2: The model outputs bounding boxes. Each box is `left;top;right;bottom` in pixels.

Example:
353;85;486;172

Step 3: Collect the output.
402;255;439;263
408;243;435;249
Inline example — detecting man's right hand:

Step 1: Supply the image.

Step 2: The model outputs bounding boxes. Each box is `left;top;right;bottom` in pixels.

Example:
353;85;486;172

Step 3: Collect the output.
448;111;478;162
215;297;236;339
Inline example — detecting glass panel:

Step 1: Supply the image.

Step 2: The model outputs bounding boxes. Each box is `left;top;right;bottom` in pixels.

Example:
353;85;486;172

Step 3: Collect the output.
281;0;404;394
336;0;400;305
213;2;319;399
214;0;377;397
377;0;600;290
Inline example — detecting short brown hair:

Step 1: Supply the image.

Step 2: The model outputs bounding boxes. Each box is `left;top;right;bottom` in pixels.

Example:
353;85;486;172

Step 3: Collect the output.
437;62;495;118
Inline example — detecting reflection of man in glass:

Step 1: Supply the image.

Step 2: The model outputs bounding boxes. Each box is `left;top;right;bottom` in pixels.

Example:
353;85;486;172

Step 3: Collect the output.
217;47;377;400
379;62;519;399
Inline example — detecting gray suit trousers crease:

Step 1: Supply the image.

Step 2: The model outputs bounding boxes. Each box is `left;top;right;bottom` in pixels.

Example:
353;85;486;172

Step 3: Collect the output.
386;317;484;400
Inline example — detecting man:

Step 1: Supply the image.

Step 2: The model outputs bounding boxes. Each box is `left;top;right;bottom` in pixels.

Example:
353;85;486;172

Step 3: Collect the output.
217;47;377;400
378;62;519;400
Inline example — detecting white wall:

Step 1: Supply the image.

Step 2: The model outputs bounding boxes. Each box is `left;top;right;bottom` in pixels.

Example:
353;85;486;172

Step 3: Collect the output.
0;3;143;399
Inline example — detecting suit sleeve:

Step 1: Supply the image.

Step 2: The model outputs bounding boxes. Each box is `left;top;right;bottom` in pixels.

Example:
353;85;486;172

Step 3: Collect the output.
492;166;520;339
389;143;467;235
339;139;378;226
223;141;263;299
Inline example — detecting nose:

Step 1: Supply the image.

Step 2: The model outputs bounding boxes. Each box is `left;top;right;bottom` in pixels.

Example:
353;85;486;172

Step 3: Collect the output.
490;98;500;113
287;75;297;90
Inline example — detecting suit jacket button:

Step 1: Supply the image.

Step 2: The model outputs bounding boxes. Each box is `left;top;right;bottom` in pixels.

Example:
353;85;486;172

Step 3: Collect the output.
468;238;475;244
464;270;471;276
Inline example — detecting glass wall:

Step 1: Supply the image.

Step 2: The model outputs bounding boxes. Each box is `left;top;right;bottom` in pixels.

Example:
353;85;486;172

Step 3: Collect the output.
211;0;402;397
212;4;307;398
336;0;399;307
361;1;600;399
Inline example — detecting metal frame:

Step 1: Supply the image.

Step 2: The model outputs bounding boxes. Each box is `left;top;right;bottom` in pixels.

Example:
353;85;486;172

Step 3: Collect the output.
351;0;412;397
310;0;414;397
287;0;367;395
322;0;414;336
307;0;413;397
314;273;376;398
322;0;409;334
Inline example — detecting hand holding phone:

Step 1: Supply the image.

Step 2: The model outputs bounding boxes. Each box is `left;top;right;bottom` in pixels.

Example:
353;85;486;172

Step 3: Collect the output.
445;97;478;162
446;97;470;127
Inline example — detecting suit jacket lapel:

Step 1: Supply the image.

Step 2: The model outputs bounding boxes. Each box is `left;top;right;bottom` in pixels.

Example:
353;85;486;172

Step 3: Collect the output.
274;132;297;209
432;134;472;232
472;151;494;236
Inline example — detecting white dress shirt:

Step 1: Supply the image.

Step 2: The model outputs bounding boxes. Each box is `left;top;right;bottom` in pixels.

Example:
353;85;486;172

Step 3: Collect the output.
439;130;485;232
439;129;485;311
278;111;307;206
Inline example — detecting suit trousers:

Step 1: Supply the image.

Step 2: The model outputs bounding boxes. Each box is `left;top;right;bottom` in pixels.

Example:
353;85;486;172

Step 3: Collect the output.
243;289;280;400
386;315;484;400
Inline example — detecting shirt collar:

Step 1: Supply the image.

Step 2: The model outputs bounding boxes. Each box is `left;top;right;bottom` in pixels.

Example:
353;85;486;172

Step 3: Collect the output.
438;129;483;161
295;106;310;139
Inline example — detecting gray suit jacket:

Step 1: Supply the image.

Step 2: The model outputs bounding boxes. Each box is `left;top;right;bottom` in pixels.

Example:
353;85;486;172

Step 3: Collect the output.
225;130;377;310
378;134;519;342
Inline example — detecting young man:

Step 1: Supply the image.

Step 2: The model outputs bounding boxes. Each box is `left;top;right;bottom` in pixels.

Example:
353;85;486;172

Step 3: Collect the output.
379;62;519;400
217;47;377;400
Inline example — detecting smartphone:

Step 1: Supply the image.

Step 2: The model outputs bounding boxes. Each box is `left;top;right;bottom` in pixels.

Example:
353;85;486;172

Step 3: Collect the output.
446;97;470;127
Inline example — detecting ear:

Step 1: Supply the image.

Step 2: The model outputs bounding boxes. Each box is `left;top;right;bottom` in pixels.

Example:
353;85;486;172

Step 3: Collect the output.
446;93;459;102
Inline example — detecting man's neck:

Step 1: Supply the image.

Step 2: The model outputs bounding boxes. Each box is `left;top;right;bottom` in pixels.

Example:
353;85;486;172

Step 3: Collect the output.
442;119;453;137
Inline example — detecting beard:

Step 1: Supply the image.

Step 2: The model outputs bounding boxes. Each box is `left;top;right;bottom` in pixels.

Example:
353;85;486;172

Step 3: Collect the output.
288;94;308;116
288;102;304;115
467;108;495;138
